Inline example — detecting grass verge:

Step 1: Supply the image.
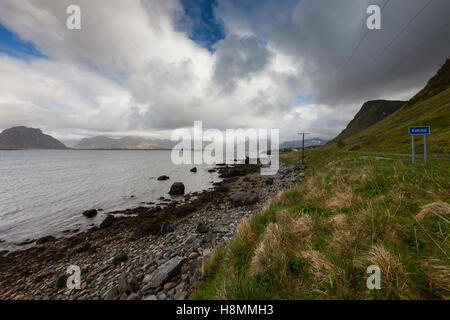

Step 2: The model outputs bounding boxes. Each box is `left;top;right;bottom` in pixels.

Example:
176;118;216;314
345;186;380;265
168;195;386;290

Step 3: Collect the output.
191;146;450;300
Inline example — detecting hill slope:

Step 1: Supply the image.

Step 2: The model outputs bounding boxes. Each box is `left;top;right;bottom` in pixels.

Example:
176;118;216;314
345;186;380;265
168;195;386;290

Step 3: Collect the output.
333;100;406;141
280;138;328;149
75;136;176;149
0;126;66;149
335;59;450;156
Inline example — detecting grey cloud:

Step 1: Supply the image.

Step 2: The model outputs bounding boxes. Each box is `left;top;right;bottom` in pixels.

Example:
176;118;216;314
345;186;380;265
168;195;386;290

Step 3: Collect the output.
212;34;273;92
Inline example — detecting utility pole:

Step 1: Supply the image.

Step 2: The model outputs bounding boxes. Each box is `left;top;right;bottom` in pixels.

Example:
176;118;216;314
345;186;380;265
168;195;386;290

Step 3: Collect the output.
297;132;310;166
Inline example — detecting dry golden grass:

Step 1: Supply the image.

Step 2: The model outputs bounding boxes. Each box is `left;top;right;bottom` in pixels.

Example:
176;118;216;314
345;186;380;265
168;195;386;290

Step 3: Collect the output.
330;214;347;227
327;192;353;209
359;244;409;291
348;166;373;183
276;210;313;246
328;229;356;257
235;217;257;244
422;258;450;299
415;201;450;221
249;211;313;278
249;223;287;277
301;249;344;284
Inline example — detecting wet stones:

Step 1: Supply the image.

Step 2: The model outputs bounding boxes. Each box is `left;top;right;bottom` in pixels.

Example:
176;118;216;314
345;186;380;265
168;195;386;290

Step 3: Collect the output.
190;167;197;173
157;175;170;181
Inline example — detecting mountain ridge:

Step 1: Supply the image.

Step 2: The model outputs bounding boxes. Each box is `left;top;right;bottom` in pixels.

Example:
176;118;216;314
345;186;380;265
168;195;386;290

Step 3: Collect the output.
333;100;406;142
0;126;66;149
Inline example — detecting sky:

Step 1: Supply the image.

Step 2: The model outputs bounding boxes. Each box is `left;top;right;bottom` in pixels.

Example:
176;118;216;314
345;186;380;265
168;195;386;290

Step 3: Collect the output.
0;0;449;144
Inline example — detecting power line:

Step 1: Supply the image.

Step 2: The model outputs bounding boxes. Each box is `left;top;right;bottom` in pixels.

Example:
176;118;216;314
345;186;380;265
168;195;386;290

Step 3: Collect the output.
362;0;434;74
338;0;391;75
386;18;450;74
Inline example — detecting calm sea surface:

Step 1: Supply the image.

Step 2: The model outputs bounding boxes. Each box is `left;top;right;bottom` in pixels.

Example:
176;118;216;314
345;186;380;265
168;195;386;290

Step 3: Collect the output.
0;150;220;250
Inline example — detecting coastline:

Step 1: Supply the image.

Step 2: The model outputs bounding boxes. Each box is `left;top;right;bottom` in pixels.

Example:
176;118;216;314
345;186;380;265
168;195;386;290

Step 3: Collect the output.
0;162;303;300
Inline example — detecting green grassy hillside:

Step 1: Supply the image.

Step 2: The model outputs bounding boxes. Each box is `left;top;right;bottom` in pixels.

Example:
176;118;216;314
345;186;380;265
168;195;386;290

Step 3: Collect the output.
334;59;450;156
192;148;450;300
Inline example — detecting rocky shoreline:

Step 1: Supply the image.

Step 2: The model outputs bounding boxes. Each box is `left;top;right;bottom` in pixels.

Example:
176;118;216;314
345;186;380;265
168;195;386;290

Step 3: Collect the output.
0;162;303;300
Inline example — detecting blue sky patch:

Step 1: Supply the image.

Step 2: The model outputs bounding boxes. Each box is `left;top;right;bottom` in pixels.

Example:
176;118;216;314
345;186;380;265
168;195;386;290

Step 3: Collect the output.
0;24;45;59
295;93;316;106
177;0;225;52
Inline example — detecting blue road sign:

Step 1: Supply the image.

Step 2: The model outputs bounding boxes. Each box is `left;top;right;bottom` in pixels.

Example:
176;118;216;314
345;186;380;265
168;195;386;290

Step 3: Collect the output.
409;126;430;135
409;126;430;164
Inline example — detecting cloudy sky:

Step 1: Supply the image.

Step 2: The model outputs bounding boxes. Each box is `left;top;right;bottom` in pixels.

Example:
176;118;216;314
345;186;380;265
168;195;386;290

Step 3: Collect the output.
0;0;448;144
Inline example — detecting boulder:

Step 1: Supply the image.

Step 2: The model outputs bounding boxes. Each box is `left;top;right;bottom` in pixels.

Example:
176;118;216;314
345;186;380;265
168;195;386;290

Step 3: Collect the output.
118;272;140;294
144;256;184;289
230;192;259;207
82;209;98;218
113;253;128;266
169;182;185;195
196;222;209;234
104;287;120;300
55;274;68;289
265;177;274;185
134;222;161;237
100;215;115;228
157;175;170;181
36;235;55;245
160;222;175;235
190;167;197;173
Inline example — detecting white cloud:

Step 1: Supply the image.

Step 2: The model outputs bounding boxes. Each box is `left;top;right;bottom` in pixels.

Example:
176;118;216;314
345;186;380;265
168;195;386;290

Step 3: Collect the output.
0;0;448;142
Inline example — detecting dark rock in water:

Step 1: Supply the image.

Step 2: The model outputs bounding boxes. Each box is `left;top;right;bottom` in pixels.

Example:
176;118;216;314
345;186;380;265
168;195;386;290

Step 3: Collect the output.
135;222;161;237
190;167;197;173
160;222;175;235
208;169;216;173
245;156;250;164
196;222;209;234
169;182;185;195
55;274;68;289
113;253;128;266
144;256;184;289
36;235;55;245
82;209;98;218
265;177;274;185
104;286;120;300
230;192;259;207
157;175;170;181
100;215;115;228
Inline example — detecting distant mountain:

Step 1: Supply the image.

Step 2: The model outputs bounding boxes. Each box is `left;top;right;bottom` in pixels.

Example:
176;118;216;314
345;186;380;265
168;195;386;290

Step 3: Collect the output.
0;126;66;149
333;100;406;142
280;138;327;149
75;136;177;149
332;58;450;155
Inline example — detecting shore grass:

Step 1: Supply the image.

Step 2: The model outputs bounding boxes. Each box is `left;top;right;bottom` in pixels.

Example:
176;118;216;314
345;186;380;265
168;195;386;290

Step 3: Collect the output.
191;146;450;300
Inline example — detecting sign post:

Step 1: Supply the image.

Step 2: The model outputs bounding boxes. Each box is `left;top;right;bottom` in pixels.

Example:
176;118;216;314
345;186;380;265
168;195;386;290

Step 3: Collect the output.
408;126;430;164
